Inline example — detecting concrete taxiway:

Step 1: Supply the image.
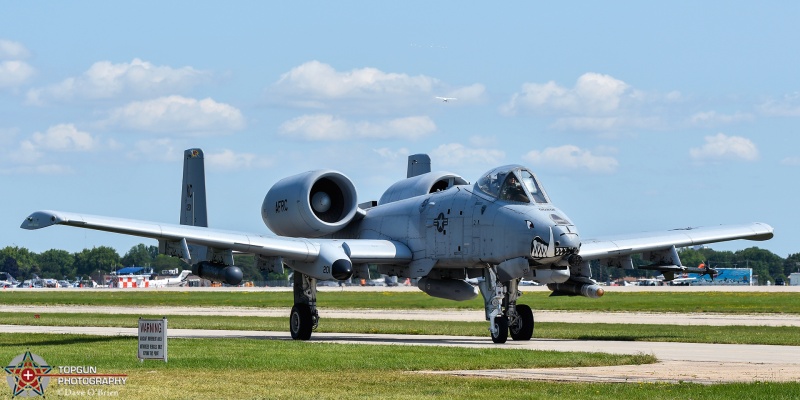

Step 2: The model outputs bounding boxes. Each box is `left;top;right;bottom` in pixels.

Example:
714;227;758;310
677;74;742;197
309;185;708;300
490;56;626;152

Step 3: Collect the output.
3;305;799;327
4;287;800;384
3;316;799;384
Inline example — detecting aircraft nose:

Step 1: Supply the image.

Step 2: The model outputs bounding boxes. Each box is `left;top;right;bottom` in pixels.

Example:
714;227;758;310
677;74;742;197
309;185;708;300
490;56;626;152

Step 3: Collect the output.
553;225;581;257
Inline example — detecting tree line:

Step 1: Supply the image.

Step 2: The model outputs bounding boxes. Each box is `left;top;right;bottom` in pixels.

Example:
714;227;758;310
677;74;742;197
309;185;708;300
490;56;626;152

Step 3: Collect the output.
590;247;800;285
0;243;287;283
2;243;798;285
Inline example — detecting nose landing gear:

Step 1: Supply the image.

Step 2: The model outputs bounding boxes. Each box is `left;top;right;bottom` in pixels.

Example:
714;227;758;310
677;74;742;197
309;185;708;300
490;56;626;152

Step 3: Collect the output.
479;267;535;344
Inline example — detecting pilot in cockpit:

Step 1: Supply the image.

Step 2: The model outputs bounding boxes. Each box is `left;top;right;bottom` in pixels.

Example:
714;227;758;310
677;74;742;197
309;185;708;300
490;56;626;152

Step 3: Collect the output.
500;174;529;203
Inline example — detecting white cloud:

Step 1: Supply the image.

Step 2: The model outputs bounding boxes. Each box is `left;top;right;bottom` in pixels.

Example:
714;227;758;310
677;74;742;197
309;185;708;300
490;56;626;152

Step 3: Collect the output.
9;124;97;165
0;40;34;89
445;83;486;103
206;149;271;170
549;116;663;132
689;133;759;162
429;143;505;167
28;124;96;152
523;145;618;174
373;147;410;160
466;135;498;148
26;58;209;105
0;39;31;60
269;61;484;110
275;60;435;98
104;96;245;134
758;93;800;117
498;73;688;133
690;111;754;126
126;138;182;162
279;114;435;141
0;61;34;88
781;157;800;167
0;164;73;175
501;73;630;116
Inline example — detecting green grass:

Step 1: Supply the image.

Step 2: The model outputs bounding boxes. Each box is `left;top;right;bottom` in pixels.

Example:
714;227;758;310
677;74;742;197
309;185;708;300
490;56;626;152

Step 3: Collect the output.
1;333;798;399
0;333;662;400
2;290;800;313
3;312;800;346
3;290;800;398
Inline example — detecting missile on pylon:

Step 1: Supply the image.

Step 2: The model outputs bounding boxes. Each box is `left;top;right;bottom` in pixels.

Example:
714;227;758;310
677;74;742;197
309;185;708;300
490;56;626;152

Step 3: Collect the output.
547;281;604;299
192;261;243;286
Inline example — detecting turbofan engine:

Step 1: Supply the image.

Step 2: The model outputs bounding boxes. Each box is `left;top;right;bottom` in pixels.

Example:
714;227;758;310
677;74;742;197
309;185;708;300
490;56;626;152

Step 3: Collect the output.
262;170;358;237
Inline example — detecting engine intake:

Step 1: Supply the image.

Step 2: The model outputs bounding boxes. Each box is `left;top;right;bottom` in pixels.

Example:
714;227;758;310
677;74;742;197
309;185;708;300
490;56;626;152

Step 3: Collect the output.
263;170;358;237
379;171;468;205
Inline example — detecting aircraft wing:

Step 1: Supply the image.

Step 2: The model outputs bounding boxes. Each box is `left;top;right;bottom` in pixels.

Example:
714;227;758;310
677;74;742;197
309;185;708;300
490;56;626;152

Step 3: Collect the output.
579;222;774;261
20;210;412;264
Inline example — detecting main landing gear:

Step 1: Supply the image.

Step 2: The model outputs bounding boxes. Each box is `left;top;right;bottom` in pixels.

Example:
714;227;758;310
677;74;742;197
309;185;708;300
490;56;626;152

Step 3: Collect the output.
478;268;534;344
290;272;318;340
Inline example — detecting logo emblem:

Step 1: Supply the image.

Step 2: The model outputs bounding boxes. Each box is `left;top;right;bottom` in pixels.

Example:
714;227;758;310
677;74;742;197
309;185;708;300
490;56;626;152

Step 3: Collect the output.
4;351;51;397
433;213;449;233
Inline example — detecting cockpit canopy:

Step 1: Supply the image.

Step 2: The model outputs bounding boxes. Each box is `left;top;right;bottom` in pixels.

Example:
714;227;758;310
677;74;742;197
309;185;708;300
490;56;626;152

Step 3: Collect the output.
475;165;549;204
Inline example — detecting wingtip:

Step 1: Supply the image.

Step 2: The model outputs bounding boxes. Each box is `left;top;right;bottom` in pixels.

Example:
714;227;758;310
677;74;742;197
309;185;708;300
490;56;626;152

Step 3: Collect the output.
20;211;62;230
752;222;775;241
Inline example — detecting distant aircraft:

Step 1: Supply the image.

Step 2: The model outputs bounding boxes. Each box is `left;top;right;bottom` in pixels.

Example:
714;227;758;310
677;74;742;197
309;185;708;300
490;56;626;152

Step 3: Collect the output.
149;270;191;288
21;149;773;343
0;275;17;288
0;272;18;288
636;278;662;286
667;277;697;286
435;96;456;102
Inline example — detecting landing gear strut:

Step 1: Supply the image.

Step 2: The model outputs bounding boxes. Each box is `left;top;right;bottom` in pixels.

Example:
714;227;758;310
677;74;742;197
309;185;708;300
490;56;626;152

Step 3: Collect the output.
290;272;318;340
478;268;534;343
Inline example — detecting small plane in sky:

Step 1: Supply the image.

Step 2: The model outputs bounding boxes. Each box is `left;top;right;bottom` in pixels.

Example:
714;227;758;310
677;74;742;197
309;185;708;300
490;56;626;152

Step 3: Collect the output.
435;96;456;102
21;149;773;343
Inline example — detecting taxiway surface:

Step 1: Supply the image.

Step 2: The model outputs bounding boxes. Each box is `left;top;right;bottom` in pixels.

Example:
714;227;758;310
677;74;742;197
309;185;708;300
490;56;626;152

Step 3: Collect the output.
4;286;799;384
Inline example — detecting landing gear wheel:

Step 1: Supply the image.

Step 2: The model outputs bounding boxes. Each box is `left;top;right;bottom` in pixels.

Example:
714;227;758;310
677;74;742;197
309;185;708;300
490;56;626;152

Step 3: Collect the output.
510;304;534;341
290;304;313;340
490;315;509;344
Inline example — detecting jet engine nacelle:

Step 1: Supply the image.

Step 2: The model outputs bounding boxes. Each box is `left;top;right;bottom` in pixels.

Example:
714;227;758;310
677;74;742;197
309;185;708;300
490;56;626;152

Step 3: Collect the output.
379;171;469;205
262;170;358;237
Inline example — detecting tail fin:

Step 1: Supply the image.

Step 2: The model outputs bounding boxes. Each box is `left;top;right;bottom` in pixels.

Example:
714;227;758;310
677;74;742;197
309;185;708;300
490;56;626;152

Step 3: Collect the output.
407;154;431;178
180;148;208;227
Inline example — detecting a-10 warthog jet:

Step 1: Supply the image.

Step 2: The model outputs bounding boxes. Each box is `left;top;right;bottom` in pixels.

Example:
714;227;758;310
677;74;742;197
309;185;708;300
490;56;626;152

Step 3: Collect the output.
21;149;773;343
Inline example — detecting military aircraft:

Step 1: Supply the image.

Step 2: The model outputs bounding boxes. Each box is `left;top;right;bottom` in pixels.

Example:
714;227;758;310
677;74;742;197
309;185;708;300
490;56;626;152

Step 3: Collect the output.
21;149;773;343
0;272;18;288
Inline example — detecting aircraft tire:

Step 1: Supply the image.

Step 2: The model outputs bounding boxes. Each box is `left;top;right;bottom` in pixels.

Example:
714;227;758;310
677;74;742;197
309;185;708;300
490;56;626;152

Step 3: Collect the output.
510;304;534;341
490;315;509;344
290;304;313;340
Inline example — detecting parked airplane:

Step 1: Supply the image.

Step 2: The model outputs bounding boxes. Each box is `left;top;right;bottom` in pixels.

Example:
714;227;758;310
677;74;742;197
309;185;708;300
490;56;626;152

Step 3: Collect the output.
0;272;18;288
149;270;191;288
21;149;773;343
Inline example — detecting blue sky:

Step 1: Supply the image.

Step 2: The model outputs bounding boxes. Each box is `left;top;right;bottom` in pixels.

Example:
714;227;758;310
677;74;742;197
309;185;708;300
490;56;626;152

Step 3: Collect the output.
1;2;798;258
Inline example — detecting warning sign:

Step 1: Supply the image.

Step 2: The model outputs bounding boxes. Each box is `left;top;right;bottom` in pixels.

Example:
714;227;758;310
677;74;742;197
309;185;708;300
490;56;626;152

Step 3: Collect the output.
138;318;167;362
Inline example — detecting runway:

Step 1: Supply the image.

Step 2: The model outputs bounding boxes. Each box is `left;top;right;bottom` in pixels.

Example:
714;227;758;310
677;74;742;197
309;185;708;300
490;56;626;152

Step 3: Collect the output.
3;307;800;384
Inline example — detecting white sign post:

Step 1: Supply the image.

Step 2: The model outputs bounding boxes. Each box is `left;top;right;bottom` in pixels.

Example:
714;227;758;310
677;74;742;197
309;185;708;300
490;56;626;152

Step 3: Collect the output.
138;317;168;362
